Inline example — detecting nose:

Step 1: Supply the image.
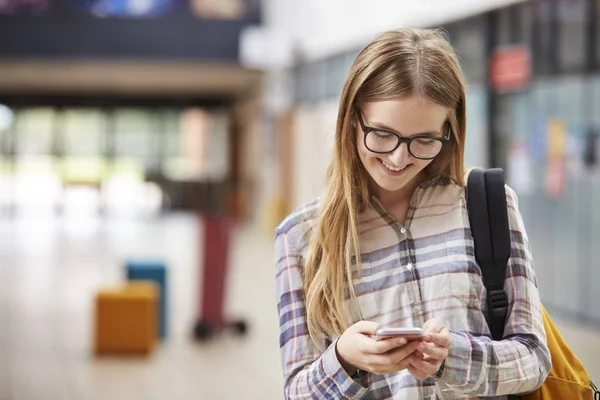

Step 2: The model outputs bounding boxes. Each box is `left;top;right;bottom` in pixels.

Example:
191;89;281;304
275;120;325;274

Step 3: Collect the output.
388;142;412;166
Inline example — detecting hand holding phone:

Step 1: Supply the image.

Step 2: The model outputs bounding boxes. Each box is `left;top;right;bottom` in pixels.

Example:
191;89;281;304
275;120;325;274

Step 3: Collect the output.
336;321;425;376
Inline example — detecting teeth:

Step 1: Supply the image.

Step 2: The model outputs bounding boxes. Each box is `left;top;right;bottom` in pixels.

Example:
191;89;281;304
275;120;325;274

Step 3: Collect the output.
381;160;407;172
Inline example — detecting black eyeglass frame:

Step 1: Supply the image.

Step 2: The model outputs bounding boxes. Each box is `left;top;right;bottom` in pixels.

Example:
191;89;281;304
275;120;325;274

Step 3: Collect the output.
355;108;451;160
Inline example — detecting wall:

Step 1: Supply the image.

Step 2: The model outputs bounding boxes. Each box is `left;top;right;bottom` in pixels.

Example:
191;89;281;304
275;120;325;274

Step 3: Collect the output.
290;101;337;210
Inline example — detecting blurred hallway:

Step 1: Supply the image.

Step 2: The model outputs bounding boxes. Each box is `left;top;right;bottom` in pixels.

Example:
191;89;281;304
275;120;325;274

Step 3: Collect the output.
0;213;598;399
1;0;600;398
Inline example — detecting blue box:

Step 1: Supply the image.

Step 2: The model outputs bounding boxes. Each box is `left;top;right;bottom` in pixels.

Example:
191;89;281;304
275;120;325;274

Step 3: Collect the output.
125;260;168;339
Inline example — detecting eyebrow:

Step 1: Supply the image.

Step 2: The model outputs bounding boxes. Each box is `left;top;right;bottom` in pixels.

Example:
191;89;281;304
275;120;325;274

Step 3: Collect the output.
367;119;443;137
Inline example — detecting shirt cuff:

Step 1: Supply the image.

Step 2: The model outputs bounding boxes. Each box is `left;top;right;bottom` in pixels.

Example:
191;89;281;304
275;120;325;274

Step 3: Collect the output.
436;330;472;386
321;338;369;399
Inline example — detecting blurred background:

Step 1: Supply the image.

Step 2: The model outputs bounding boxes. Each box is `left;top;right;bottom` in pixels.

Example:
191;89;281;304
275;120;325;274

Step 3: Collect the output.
0;0;599;399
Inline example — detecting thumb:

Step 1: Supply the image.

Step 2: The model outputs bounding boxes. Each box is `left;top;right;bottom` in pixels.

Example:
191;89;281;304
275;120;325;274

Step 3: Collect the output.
351;320;382;335
422;318;444;333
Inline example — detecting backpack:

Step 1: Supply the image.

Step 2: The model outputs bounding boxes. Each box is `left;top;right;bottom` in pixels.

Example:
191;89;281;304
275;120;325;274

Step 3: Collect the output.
466;168;599;400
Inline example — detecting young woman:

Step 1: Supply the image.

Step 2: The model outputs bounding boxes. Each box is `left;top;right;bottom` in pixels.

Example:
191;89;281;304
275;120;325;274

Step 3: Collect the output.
274;28;550;399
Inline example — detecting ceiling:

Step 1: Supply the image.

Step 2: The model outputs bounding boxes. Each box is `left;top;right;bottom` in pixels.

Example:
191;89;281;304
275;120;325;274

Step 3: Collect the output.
263;0;526;61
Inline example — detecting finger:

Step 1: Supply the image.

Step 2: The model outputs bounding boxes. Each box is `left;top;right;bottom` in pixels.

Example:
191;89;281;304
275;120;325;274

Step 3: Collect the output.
409;355;440;376
411;349;444;367
387;340;421;364
355;331;404;353
422;318;444;333
366;341;420;367
369;337;408;354
416;342;448;360
423;331;451;347
390;356;414;372
352;320;382;335
370;346;427;375
407;355;428;372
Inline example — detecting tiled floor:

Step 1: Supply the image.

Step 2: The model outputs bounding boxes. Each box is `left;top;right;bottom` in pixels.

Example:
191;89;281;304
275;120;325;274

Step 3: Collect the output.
0;212;598;400
0;213;283;400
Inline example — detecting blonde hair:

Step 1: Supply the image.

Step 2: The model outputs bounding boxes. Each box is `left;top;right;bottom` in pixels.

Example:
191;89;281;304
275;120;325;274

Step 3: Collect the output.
303;28;468;348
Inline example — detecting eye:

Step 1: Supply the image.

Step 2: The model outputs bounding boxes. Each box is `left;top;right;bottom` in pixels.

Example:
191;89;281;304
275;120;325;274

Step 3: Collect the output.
372;130;396;140
413;138;438;146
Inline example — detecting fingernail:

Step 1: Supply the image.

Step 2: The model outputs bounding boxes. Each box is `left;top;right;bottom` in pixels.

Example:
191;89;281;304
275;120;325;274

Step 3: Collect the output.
398;338;407;345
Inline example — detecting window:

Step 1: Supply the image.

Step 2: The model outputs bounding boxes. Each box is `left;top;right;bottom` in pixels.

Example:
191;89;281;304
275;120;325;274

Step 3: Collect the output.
325;53;349;99
532;0;556;76
62;109;105;156
0;0;53;15
496;7;513;46
455;16;487;83
558;0;588;72
14;108;55;155
191;0;245;20
83;0;176;18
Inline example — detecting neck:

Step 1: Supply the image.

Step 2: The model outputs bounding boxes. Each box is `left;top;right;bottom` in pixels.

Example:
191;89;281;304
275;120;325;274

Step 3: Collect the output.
372;174;424;210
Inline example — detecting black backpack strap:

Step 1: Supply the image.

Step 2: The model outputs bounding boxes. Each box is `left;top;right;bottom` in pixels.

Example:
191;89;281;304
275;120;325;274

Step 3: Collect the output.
466;168;511;341
467;169;524;400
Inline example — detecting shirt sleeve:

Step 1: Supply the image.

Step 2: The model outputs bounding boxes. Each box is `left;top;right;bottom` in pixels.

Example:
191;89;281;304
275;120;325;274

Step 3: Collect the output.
275;228;369;400
436;185;552;397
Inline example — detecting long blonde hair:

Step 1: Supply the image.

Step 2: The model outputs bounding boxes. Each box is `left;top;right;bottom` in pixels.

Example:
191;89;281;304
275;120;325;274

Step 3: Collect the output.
303;28;468;348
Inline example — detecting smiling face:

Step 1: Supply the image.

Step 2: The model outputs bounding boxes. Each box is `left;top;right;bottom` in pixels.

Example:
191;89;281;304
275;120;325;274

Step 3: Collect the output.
356;97;450;199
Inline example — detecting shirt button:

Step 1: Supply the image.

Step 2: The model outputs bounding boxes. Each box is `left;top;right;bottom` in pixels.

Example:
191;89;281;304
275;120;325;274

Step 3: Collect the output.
400;227;407;234
407;263;413;270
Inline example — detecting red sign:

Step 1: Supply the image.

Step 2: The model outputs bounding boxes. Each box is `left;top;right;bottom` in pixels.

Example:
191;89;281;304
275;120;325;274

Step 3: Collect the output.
490;45;531;93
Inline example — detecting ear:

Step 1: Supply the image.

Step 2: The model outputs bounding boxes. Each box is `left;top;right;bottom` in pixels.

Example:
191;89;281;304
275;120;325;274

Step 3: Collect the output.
349;108;358;128
350;114;357;128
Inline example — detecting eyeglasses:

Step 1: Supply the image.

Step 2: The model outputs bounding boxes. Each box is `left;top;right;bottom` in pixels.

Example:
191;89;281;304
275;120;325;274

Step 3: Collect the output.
355;108;450;160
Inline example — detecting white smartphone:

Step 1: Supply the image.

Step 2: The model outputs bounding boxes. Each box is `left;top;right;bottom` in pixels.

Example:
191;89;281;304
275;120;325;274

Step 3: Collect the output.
374;327;424;341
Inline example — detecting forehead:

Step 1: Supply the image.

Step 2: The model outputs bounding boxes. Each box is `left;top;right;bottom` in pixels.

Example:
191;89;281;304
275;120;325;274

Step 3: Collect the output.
360;97;449;134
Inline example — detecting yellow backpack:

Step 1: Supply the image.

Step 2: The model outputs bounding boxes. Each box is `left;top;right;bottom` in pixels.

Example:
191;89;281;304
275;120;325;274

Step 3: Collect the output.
467;169;598;399
521;307;597;399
